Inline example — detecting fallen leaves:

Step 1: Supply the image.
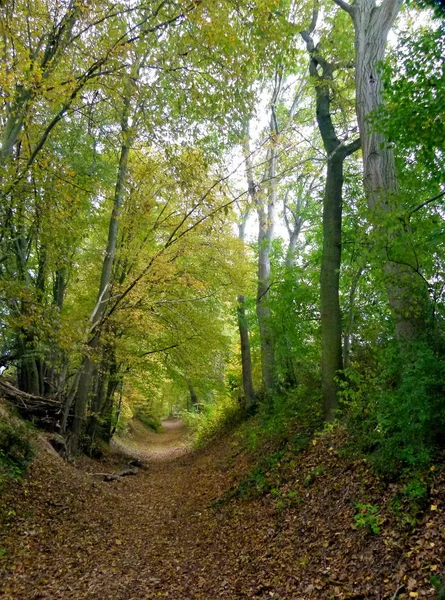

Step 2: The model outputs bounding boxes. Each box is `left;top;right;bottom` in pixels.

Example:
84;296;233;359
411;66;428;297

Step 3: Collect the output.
0;421;444;599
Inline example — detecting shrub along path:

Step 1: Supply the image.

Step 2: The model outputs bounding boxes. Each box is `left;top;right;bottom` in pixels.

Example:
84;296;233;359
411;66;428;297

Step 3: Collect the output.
0;418;444;599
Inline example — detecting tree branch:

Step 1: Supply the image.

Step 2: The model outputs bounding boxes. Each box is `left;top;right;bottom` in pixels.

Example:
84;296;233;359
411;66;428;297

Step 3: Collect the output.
409;190;445;216
331;0;354;15
139;343;180;357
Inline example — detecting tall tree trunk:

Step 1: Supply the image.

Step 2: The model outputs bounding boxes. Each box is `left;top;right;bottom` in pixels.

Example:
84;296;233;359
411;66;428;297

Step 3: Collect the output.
237;295;256;408
242;131;276;397
236;215;256;409
285;228;300;269
334;0;428;340
302;23;360;420
256;145;277;396
320;158;346;420
283;189;305;270
100;354;121;442
343;267;363;369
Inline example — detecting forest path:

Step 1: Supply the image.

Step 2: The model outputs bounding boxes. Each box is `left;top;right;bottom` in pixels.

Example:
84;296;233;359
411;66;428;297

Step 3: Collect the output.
111;417;192;462
0;419;263;600
2;419;442;599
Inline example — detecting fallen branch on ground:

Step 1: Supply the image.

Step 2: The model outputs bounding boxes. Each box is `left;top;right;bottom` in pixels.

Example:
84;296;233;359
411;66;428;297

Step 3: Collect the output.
90;467;140;482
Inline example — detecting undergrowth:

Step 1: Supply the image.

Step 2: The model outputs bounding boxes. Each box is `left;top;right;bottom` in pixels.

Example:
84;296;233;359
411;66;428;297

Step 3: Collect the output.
241;385;323;452
133;410;162;433
182;394;242;448
0;417;34;491
340;340;445;478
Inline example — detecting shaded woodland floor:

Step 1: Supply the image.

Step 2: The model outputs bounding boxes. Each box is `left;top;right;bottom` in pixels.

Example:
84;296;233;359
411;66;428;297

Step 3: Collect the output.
1;418;444;599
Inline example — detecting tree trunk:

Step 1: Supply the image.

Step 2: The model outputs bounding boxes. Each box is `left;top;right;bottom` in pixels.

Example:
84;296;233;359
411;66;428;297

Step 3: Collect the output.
343;267;363;369
237;294;256;408
242;130;276;397
69;100;132;454
302;24;360;420
335;0;428;340
236;215;256;409
320;158;346;420
256;145;277;396
285;228;299;269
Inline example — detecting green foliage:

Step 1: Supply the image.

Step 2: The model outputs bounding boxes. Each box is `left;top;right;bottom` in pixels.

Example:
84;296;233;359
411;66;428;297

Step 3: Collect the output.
389;473;429;528
353;504;382;535
183;394;242;448
268;242;322;389
430;575;445;599
220;450;288;503
133;411;162;433
235;467;272;499
243;385;323;451
272;488;301;512
341;341;445;476
0;420;34;486
379;23;445;185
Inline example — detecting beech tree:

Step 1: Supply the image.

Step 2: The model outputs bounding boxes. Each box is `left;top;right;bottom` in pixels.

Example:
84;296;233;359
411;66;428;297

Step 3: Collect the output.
302;8;360;419
333;0;430;340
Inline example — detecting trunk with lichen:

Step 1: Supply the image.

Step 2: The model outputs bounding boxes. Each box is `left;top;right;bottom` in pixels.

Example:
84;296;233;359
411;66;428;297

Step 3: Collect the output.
348;0;429;339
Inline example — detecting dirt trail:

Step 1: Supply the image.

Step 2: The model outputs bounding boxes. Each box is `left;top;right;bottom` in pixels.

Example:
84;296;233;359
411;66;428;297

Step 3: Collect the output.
0;419;259;599
1;419;444;599
112;418;192;462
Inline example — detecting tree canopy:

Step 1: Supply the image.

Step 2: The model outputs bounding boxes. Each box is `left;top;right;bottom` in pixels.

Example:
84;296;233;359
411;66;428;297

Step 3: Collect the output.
0;0;444;472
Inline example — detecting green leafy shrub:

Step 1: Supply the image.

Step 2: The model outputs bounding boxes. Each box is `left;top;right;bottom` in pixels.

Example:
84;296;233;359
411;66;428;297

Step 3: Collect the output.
430;575;445;599
341;341;445;477
271;488;301;512
304;466;326;487
133;410;162;433
354;503;383;534
390;473;429;528
0;420;34;486
183;394;241;448
243;385;323;452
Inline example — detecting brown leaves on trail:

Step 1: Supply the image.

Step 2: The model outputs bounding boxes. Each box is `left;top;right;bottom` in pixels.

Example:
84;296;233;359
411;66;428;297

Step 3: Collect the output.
0;420;444;599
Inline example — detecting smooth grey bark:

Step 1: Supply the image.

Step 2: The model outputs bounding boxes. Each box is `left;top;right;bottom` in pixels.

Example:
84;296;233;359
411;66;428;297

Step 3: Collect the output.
243;69;308;396
236;213;256;409
251;69;287;396
283;174;320;269
242;131;276;397
302;23;360;421
334;0;428;340
283;190;304;269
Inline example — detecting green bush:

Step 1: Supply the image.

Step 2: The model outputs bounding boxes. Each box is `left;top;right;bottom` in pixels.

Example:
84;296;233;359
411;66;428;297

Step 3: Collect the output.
0;420;34;485
133;410;162;432
182;394;241;447
354;503;383;534
242;385;323;451
390;473;430;528
341;341;445;476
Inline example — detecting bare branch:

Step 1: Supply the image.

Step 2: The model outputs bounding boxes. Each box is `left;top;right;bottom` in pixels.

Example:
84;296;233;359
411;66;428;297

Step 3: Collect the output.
409;189;445;216
332;0;354;15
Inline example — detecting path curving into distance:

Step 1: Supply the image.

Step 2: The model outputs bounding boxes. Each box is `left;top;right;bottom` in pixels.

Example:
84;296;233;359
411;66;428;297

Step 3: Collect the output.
111;417;191;462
